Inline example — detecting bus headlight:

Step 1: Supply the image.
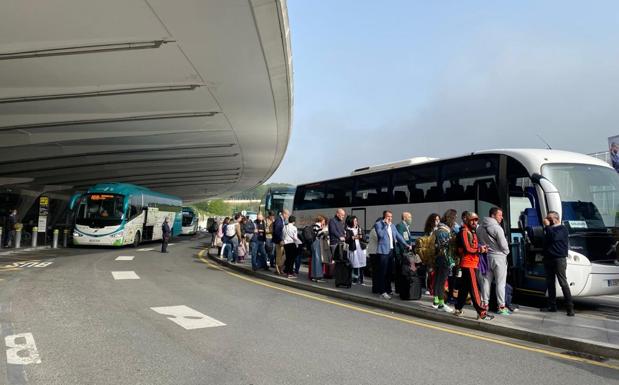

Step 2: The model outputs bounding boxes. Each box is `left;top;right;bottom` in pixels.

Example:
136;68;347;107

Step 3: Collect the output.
110;231;124;238
73;232;83;238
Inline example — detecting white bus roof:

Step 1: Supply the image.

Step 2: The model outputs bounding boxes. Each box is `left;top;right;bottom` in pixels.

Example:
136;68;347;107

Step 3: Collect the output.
299;148;612;186
351;157;438;175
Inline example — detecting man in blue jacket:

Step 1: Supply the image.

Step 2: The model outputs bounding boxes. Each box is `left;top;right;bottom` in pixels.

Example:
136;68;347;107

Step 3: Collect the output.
374;210;411;299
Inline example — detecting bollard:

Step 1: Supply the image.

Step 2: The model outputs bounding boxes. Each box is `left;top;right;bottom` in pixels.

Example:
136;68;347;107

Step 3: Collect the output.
52;229;59;249
0;227;3;249
14;229;21;249
32;227;38;248
63;229;69;248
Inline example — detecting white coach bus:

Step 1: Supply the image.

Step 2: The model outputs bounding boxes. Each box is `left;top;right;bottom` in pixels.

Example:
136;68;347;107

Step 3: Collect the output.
292;149;619;298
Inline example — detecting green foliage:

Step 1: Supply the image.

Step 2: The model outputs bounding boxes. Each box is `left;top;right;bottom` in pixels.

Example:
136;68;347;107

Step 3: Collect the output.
207;200;229;216
230;183;293;200
192;183;294;216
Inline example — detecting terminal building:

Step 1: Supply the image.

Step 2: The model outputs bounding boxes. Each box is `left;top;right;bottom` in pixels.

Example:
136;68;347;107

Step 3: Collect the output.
0;0;293;233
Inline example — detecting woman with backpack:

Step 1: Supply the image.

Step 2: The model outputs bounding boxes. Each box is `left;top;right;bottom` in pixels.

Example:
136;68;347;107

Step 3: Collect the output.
346;216;367;285
419;213;440;295
432;209;458;312
310;215;328;283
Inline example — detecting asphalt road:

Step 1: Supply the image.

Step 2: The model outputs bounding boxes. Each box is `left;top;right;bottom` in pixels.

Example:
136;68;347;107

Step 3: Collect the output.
0;235;617;385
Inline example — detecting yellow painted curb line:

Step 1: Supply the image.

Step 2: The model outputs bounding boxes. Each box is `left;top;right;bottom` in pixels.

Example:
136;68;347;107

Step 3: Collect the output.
197;249;619;370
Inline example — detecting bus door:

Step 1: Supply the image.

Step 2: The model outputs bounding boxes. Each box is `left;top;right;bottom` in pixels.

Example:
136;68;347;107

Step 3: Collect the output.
351;208;367;234
509;186;547;295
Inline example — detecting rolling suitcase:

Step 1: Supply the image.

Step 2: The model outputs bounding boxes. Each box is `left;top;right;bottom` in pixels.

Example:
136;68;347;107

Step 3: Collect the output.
409;274;422;300
334;262;352;288
323;262;335;279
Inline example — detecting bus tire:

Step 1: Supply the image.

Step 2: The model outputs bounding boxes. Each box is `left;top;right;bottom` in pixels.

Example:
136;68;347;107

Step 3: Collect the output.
133;232;141;248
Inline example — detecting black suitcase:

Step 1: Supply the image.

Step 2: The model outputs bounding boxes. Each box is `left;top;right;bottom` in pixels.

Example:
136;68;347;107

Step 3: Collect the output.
401;274;422;300
410;274;422;300
334;262;352;288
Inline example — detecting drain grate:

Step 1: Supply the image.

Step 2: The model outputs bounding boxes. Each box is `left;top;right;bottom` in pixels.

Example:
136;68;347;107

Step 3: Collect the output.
562;351;609;362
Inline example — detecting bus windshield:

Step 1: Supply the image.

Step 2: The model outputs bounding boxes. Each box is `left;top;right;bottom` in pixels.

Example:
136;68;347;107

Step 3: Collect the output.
542;164;619;230
76;193;125;227
182;210;195;226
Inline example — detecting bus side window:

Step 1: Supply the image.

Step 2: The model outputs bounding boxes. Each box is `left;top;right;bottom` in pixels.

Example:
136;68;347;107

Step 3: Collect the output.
129;205;139;219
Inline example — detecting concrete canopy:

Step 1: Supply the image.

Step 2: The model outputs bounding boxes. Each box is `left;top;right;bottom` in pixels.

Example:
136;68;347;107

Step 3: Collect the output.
0;0;293;202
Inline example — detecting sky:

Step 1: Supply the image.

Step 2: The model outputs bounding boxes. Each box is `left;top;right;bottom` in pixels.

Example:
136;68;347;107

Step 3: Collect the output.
267;0;619;185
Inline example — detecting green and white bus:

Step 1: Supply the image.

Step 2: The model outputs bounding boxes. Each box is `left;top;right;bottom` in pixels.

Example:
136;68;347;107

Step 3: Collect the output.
71;183;182;247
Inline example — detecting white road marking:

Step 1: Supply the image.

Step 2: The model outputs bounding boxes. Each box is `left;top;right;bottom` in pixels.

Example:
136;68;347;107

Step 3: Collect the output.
5;333;41;365
111;271;140;280
150;305;226;330
115;256;135;261
2;260;53;268
167;243;175;246
138;248;154;252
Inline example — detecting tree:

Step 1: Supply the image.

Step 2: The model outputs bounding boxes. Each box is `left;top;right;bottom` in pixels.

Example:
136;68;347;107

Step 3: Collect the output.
207;200;229;216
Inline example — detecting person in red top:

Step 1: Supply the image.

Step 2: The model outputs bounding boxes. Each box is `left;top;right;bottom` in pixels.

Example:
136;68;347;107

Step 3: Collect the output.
453;212;494;320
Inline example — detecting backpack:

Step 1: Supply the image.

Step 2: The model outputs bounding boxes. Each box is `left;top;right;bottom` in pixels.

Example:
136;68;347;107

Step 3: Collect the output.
302;225;316;245
414;233;436;267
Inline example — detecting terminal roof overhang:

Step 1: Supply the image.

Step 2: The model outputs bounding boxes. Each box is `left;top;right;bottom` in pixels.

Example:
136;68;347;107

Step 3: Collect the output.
0;0;293;202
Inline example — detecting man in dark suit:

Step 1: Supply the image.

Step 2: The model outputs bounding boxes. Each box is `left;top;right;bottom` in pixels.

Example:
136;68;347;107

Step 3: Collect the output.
161;217;172;253
374;210;411;299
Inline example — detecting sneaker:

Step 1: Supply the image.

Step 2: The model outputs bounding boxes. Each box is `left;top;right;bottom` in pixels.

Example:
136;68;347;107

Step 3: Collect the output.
439;304;453;313
477;314;495;321
380;293;392;300
424;290;431;295
453;309;463;317
432;303;440;309
497;307;511;315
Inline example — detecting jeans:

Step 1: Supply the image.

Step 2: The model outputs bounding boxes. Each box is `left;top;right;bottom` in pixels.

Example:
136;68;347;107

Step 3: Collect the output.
294;247;302;274
266;239;275;267
251;241;268;270
544;257;573;309
226;237;239;262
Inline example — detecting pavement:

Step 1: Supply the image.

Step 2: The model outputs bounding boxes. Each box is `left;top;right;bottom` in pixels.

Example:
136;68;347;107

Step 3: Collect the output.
205;241;619;360
0;233;617;384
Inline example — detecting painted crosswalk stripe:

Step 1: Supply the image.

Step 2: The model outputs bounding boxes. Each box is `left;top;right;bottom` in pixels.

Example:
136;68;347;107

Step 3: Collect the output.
150;305;226;330
167;243;175;246
137;248;154;252
111;271;140;280
115;256;134;261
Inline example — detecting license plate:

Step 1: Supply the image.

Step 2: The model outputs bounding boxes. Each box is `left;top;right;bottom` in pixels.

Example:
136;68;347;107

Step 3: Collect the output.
89;239;100;243
608;279;619;287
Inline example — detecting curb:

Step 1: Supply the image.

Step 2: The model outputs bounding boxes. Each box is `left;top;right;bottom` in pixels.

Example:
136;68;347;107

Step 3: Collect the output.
205;249;619;360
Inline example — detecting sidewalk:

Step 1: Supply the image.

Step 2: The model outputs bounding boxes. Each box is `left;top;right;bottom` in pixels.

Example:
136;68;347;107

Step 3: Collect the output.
205;247;619;360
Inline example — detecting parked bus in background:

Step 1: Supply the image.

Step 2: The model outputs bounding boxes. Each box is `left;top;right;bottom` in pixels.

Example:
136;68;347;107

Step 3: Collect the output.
260;186;295;215
181;206;199;235
292;149;619;298
70;183;182;247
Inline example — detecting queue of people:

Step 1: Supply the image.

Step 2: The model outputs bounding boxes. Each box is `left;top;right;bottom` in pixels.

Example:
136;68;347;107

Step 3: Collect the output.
210;205;574;319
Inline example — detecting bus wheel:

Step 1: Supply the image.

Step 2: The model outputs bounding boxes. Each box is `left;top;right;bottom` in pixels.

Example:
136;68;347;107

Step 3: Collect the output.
133;232;141;248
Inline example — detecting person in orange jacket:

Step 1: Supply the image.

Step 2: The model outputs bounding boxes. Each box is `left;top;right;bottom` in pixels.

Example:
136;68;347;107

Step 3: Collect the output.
453;212;494;320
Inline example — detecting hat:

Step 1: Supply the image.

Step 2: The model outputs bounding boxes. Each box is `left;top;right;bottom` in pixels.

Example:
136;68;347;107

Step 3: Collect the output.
467;212;479;220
